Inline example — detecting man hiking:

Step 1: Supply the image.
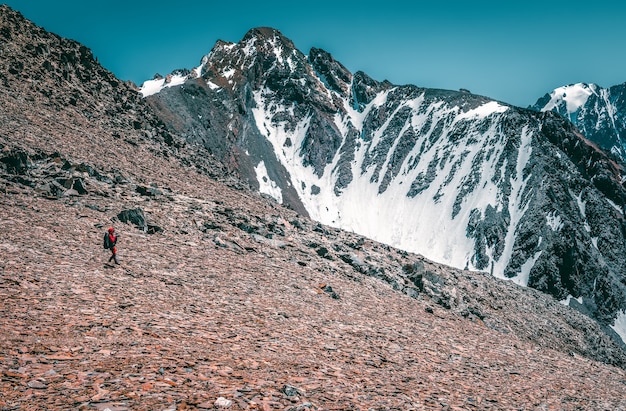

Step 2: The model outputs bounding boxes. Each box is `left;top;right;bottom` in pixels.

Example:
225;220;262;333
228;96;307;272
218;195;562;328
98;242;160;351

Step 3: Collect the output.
104;226;119;265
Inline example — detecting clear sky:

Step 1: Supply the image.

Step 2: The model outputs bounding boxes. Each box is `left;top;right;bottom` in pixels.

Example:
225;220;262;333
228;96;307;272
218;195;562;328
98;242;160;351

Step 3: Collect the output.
4;1;626;107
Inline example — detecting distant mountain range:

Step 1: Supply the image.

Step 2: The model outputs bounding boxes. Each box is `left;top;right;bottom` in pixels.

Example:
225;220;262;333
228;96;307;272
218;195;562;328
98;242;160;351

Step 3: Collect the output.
530;82;626;163
140;27;626;343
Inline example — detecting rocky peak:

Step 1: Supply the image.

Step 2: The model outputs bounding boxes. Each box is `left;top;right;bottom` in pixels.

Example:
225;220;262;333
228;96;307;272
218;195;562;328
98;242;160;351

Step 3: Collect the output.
200;27;309;92
351;70;393;109
308;47;352;97
241;26;298;54
1;5;117;94
0;5;184;172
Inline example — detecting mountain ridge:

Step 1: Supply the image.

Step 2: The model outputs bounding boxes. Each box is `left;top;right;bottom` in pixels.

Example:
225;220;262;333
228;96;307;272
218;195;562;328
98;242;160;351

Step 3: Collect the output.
142;26;626;342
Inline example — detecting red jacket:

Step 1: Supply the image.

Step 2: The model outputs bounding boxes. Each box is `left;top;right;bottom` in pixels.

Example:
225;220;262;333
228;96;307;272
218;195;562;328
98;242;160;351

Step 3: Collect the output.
108;233;117;249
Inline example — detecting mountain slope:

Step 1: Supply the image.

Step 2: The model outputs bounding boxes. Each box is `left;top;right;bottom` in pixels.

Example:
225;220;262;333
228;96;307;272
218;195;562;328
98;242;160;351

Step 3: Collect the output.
531;82;626;161
3;7;626;409
143;28;626;341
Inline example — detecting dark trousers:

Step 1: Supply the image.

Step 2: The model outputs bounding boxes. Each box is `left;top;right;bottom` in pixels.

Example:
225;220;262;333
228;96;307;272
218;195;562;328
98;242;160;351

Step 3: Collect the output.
108;247;119;264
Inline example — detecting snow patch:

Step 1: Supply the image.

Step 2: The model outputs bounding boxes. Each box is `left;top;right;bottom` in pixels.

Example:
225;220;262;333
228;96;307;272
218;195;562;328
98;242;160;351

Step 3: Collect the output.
139;73;187;97
512;246;542;287
140;79;163;97
561;294;583;306
167;74;187;87
458;101;509;120
193;57;208;78
343;89;393;131
546;211;564;231
222;68;236;79
541;84;594;114
254;161;283;204
611;311;626;344
572;190;592;232
492;126;534;278
242;38;257;57
574;190;586;216
140;78;166;97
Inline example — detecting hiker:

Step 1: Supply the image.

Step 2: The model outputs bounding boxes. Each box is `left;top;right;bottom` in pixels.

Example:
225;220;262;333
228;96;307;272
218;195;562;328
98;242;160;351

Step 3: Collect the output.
104;226;119;264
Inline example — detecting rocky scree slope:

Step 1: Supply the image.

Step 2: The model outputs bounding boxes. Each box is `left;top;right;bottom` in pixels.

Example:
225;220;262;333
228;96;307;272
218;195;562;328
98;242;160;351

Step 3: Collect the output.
3;152;626;410
2;6;626;410
143;27;626;341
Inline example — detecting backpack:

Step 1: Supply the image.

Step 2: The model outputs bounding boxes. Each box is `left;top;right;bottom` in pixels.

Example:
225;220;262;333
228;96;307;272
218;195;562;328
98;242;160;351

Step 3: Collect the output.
103;232;111;249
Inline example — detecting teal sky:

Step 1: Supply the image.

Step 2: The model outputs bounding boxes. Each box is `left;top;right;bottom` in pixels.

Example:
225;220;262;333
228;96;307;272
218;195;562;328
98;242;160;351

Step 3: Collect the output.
4;1;626;107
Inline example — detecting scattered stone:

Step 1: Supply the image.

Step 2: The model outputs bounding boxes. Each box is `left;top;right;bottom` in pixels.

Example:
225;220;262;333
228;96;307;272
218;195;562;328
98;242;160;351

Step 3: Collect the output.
214;397;232;408
117;208;147;232
63;188;79;196
282;384;302;397
27;380;47;389
136;184;162;197
319;283;340;299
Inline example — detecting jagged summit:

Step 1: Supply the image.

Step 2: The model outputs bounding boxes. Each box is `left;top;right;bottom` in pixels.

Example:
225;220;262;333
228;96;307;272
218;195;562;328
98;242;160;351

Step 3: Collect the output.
211;25;300;69
140;26;311;97
241;26;296;49
309;47;353;96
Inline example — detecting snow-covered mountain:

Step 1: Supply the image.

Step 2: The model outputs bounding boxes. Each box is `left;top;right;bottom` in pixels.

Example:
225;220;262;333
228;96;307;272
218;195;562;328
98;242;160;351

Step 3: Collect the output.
141;28;626;342
531;82;626;161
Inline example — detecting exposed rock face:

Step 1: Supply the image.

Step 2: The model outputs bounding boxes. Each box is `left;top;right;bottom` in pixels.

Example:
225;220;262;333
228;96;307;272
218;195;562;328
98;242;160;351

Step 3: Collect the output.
0;5;182;152
143;27;626;340
2;6;626;409
531;82;626;162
